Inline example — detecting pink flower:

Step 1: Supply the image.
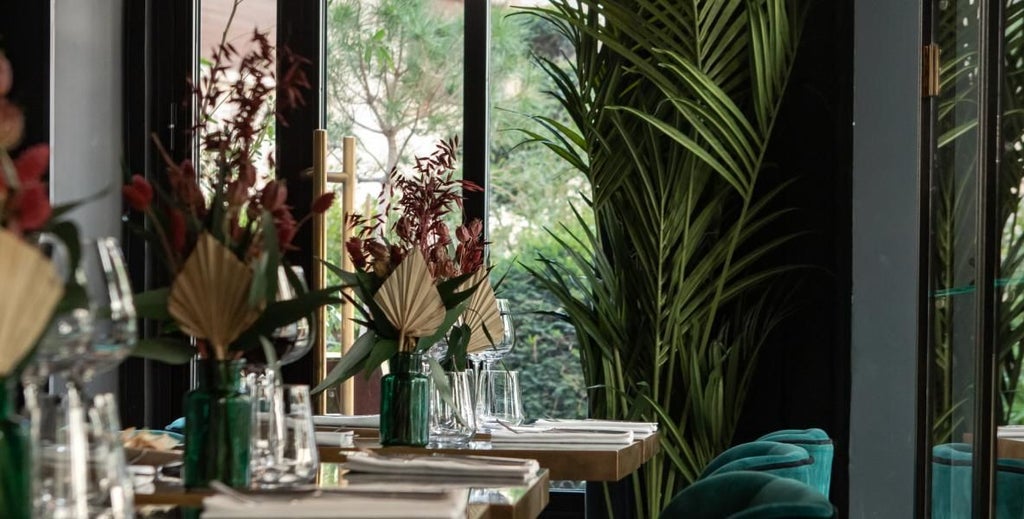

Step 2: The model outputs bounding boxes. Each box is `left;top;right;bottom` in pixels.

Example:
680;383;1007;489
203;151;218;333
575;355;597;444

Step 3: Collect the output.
122;174;154;211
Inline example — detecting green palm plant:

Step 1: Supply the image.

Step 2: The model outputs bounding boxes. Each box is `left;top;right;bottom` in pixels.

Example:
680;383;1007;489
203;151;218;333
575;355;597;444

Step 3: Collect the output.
519;0;809;515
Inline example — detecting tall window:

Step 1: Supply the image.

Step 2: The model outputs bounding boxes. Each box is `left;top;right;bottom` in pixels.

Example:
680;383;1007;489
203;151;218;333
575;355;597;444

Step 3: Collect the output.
321;0;589;418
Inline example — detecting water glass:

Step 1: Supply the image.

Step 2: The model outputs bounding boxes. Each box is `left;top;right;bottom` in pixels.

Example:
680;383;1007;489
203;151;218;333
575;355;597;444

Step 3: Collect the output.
31;390;134;519
429;371;477;446
86;394;134;519
250;383;319;488
476;370;524;429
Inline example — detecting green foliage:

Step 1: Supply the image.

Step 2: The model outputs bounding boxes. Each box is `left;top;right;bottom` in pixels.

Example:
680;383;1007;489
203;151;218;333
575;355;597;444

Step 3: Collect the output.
497;250;588;420
326;0;463;173
522;1;809;515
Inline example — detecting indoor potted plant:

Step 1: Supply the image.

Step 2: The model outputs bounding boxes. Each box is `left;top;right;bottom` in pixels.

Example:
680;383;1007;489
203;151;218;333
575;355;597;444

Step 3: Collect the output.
312;138;501;446
125;30;340;489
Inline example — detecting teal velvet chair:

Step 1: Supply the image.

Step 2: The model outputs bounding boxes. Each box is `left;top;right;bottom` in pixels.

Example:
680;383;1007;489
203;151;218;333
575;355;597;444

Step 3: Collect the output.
758;428;834;497
700;441;815;489
931;442;1024;519
660;471;835;518
931;443;972;519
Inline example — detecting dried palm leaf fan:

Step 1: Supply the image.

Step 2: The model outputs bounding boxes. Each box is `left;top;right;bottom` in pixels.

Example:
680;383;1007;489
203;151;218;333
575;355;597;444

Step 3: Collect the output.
373;249;446;352
460;269;503;353
0;229;63;376
168;233;262;359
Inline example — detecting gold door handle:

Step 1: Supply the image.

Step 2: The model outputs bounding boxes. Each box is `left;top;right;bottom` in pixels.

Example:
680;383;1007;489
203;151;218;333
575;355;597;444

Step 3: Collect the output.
313;130;357;415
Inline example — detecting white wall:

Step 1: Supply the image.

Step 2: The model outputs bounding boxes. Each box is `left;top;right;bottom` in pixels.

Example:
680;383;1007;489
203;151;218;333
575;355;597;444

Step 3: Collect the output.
50;0;124;396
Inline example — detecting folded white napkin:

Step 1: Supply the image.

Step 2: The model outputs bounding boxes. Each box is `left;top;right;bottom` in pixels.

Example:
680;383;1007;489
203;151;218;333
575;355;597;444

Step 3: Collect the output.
489;424;635;445
314;430;355;447
312;414;380;428
343;451;539;482
999;425;1024;438
201;489;468;519
532;419;658;435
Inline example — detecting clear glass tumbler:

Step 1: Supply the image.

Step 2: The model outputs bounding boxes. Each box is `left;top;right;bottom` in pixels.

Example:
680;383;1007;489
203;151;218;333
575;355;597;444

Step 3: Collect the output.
429;370;477;446
250;383;318;488
476;370;524;429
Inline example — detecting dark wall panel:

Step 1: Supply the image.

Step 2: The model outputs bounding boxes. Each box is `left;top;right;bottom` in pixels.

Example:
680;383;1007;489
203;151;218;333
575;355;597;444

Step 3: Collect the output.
733;1;854;515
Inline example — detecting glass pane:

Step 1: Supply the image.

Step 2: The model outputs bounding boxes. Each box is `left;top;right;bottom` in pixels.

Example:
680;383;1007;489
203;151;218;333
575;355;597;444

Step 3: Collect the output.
997;0;1024;511
323;0;465;413
930;0;980;516
198;0;279;192
487;1;589;421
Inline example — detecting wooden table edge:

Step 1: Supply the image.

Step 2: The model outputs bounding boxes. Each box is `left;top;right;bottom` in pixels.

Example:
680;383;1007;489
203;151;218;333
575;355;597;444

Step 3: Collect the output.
319;437;654;481
135;468;551;519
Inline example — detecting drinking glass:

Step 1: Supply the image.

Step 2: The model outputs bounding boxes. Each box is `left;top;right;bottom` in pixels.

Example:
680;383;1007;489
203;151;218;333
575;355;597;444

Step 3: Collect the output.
250;383;318;488
33;390;134;518
476;370;524;429
86;394;134;519
429;370;477;446
249;371;284;486
79;238;138;381
278;385;319;484
245;267;311;367
468;299;516;371
21;234;91;388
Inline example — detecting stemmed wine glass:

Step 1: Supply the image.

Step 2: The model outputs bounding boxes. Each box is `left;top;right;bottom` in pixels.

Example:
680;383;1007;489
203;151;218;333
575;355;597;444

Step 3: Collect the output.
25;238;138;518
468;298;516;371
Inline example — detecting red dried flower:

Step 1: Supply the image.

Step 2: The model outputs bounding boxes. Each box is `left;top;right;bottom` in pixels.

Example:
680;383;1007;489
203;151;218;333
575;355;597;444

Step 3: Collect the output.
13;144;49;183
345;138;487;281
13;183;51;231
260;181;288;214
311;192;335;214
122;174;154;211
167;208;187;254
345;237;367;270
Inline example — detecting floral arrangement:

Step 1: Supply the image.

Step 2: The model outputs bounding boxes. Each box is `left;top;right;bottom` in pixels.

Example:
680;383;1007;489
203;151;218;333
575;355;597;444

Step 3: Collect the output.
127;30;339;362
0;50;50;236
313;138;501;394
0;49;63;377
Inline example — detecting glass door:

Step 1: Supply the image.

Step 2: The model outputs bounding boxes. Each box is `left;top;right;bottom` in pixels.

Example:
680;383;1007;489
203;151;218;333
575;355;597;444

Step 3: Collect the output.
923;0;1024;516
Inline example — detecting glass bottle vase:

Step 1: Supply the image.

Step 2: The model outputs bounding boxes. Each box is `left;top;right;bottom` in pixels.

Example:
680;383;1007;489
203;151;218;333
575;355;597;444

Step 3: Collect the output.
0;376;29;519
183;359;251;489
380;352;430;446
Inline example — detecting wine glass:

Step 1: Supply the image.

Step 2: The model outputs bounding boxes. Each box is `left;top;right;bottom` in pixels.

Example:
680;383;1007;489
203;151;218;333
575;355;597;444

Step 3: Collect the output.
20;233;92;389
76;237;138;382
470;299;516;371
245;266;311;367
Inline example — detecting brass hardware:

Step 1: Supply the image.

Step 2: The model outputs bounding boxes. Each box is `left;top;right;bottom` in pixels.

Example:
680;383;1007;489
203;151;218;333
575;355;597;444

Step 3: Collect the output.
923;43;941;98
312;130;328;414
312;131;359;415
336;137;357;415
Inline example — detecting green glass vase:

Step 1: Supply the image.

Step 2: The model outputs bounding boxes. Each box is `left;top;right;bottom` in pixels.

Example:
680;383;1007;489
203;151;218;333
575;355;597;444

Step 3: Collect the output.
380;352;429;446
183;359;251;489
0;376;29;519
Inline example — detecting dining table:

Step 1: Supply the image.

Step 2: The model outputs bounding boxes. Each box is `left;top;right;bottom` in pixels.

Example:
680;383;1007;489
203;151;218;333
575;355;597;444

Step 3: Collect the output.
316;433;660;482
315;428;661;519
134;463;550;519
